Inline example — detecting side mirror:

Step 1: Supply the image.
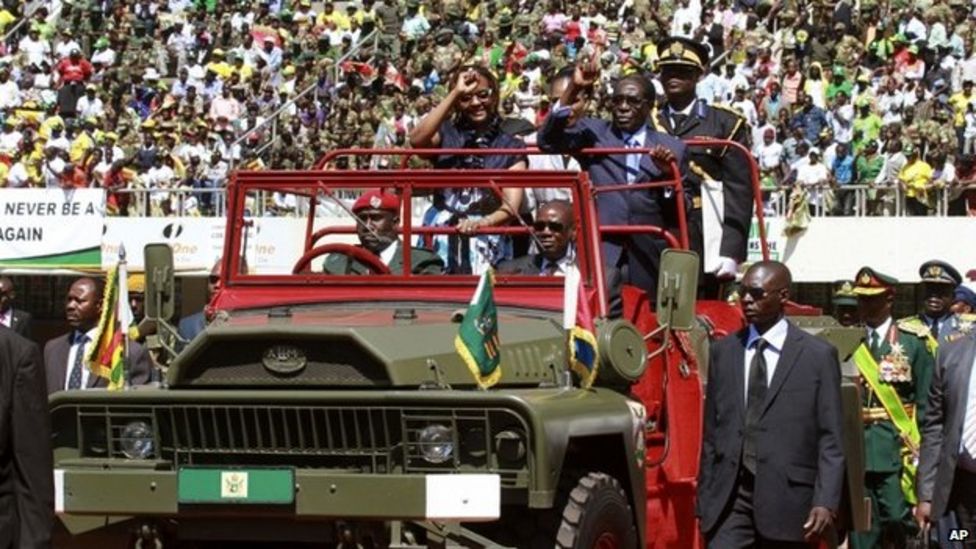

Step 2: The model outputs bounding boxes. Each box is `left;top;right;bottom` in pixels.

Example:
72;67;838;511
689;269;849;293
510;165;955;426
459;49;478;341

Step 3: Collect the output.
144;243;175;321
656;249;699;331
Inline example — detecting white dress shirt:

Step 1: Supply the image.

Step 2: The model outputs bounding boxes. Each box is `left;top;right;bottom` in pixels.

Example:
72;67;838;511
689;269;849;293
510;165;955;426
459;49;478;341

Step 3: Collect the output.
743;317;789;402
0;308;11;328
64;327;99;390
867;316;893;350
958;351;976;472
379;240;398;266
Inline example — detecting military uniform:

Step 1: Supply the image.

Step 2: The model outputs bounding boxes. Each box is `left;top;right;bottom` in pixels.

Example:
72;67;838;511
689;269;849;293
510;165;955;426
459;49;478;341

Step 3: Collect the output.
652;37;753;280
850;268;934;549
832;279;859;326
898;260;971;349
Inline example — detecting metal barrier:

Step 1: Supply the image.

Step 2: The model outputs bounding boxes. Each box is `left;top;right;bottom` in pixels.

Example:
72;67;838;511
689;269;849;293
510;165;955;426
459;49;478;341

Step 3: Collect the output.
762;184;976;217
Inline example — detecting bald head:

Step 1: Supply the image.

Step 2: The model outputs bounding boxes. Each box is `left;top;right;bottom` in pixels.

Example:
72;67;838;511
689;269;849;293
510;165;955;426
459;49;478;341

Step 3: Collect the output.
740;261;792;332
0;277;13;314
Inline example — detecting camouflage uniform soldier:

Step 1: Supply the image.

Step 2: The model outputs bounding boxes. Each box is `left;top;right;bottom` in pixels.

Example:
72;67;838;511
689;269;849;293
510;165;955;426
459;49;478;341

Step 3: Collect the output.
432;28;464;75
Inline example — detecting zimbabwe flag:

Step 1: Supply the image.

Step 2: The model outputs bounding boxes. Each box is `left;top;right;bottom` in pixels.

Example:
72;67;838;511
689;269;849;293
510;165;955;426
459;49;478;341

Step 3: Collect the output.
85;258;134;390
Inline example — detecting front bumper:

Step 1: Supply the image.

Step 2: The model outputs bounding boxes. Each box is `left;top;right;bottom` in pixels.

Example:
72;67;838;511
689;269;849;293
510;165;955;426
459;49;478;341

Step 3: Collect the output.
56;466;500;521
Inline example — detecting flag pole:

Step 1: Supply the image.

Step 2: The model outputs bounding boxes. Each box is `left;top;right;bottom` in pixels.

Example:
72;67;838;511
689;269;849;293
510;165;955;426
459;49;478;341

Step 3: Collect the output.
562;266;580;389
118;244;131;390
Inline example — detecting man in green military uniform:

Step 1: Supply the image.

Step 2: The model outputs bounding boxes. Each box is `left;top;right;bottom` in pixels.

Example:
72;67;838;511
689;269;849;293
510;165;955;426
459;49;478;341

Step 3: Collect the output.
832;280;860;326
322;191;444;275
898;260;971;349
850;267;934;549
652;36;752;294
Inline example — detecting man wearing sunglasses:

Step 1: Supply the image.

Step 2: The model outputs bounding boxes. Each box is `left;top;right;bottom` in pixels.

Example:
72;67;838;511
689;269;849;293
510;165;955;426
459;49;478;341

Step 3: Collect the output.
537;48;688;304
178;257;249;343
698;261;844;547
497;200;575;276
653;36;753;294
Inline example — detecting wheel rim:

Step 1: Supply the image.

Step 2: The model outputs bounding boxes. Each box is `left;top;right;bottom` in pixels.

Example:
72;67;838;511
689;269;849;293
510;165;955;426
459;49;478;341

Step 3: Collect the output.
594;532;620;549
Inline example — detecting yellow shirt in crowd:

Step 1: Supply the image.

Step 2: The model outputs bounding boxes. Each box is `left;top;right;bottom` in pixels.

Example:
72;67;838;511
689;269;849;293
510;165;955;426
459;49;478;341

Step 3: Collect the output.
898;159;933;199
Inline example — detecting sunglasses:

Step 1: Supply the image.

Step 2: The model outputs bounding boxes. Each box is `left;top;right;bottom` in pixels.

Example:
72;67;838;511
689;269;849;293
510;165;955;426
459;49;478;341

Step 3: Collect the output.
738;284;786;300
459;89;493;103
610;94;647;107
532;221;566;233
208;275;220;284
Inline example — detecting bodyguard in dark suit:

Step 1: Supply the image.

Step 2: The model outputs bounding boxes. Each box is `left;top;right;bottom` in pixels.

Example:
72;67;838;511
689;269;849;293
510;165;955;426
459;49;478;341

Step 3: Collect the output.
916;334;976;539
44;277;152;394
537;50;689;299
0;277;32;340
322;191;444;275
697;261;845;547
0;326;53;548
653;37;753;285
497;200;575;276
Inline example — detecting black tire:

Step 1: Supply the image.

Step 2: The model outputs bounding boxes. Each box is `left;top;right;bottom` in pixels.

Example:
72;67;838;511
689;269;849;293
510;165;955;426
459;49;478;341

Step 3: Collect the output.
554;472;638;549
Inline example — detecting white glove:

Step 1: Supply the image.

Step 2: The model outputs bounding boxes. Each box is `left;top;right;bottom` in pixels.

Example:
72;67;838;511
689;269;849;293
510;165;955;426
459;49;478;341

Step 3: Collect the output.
713;256;739;280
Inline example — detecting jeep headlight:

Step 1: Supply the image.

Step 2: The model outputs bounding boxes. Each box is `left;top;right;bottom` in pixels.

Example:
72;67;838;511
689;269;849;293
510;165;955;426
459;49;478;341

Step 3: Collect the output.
119;420;155;460
417;424;454;464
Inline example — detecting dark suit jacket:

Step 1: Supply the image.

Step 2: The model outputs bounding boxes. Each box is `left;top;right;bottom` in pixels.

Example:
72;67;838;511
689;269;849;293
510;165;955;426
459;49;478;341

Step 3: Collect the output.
4;309;32;340
496;254;545;275
322;242;444;275
0;326;53;548
44;332;153;395
538;113;689;293
919;336;976;518
697;321;845;541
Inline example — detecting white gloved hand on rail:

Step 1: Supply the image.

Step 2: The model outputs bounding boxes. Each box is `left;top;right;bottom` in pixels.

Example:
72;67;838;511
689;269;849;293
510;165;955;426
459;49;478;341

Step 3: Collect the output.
714;256;739;280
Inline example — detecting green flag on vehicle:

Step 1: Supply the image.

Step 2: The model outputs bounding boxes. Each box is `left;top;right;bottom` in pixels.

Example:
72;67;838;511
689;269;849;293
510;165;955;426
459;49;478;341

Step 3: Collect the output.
455;269;502;389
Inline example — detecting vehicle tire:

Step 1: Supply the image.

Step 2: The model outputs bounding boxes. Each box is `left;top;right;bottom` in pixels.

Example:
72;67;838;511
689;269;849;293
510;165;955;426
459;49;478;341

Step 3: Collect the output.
554;472;638;549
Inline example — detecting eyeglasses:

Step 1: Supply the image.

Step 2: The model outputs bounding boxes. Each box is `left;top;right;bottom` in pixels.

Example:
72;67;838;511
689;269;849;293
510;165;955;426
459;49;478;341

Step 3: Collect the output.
738;284;786;300
459;89;493;104
610;94;647;107
532;221;566;233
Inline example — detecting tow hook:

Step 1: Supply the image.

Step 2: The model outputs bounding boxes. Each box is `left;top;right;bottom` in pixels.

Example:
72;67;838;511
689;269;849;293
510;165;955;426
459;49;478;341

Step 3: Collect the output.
133;523;164;549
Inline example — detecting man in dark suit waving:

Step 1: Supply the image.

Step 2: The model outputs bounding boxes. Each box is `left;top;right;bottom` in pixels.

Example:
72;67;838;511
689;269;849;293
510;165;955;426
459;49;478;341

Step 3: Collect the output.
697;261;845;547
537;49;688;300
497;200;575;276
0;277;32;339
0;326;53;548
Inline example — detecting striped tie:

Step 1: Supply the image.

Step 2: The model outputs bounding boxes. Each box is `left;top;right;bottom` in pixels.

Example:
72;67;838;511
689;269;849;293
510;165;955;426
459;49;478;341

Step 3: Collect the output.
964;393;976;458
625;136;640;184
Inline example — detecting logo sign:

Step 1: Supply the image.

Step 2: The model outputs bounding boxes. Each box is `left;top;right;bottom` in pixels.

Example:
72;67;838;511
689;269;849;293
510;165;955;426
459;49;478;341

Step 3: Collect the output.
262;345;307;375
221;471;249;499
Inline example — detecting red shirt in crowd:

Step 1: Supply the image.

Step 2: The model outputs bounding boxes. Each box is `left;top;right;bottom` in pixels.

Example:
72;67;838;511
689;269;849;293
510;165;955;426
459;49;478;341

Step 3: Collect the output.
55;58;93;85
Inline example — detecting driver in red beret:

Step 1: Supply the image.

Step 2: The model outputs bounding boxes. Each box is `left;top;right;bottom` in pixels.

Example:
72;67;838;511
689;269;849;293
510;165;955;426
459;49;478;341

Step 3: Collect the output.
322;191;445;275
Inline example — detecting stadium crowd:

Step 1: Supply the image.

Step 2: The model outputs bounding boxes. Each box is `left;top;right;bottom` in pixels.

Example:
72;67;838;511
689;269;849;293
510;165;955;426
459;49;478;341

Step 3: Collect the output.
0;0;975;218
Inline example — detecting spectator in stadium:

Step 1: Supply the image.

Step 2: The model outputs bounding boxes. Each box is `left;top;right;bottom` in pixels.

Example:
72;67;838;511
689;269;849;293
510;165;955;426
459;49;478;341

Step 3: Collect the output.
409;65;526;274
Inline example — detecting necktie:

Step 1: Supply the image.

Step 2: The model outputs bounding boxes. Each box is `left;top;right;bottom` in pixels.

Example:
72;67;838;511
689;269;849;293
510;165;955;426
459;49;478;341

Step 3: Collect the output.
869;330;881;358
964;391;976;457
743;338;768;475
671;112;688;131
930;320;940;341
625;135;640;184
541;260;559;276
68;333;88;390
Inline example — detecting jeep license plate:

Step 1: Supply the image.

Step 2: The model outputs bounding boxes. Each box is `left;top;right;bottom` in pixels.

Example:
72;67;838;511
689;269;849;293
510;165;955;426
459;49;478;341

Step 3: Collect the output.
177;468;295;505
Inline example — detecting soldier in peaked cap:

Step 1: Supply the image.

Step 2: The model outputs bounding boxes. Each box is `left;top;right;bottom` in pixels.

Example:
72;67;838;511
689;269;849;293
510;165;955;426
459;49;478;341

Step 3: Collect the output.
850;267;933;549
321;191;444;276
652;36;753;297
898;260;969;348
832;279;860;326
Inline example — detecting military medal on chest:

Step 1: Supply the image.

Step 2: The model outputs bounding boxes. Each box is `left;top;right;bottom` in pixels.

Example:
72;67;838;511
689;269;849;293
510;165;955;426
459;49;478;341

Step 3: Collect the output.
879;339;912;383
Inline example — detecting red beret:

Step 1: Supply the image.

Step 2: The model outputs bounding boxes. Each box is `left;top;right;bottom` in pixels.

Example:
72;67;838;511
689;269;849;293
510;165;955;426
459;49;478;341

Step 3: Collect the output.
352;191;400;213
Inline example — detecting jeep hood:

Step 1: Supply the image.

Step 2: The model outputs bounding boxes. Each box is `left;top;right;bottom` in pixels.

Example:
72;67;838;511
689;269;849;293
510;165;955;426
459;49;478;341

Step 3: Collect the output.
168;304;568;388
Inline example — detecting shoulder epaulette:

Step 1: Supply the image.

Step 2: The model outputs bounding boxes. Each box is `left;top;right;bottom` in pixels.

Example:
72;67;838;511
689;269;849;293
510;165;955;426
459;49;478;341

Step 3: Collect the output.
959;313;976;322
709;102;747;120
896;316;931;338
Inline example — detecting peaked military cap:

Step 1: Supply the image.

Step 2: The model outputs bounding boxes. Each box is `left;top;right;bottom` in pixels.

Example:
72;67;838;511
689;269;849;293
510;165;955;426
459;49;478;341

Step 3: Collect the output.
832;280;858;306
655;36;709;72
852;267;898;295
919;260;961;285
